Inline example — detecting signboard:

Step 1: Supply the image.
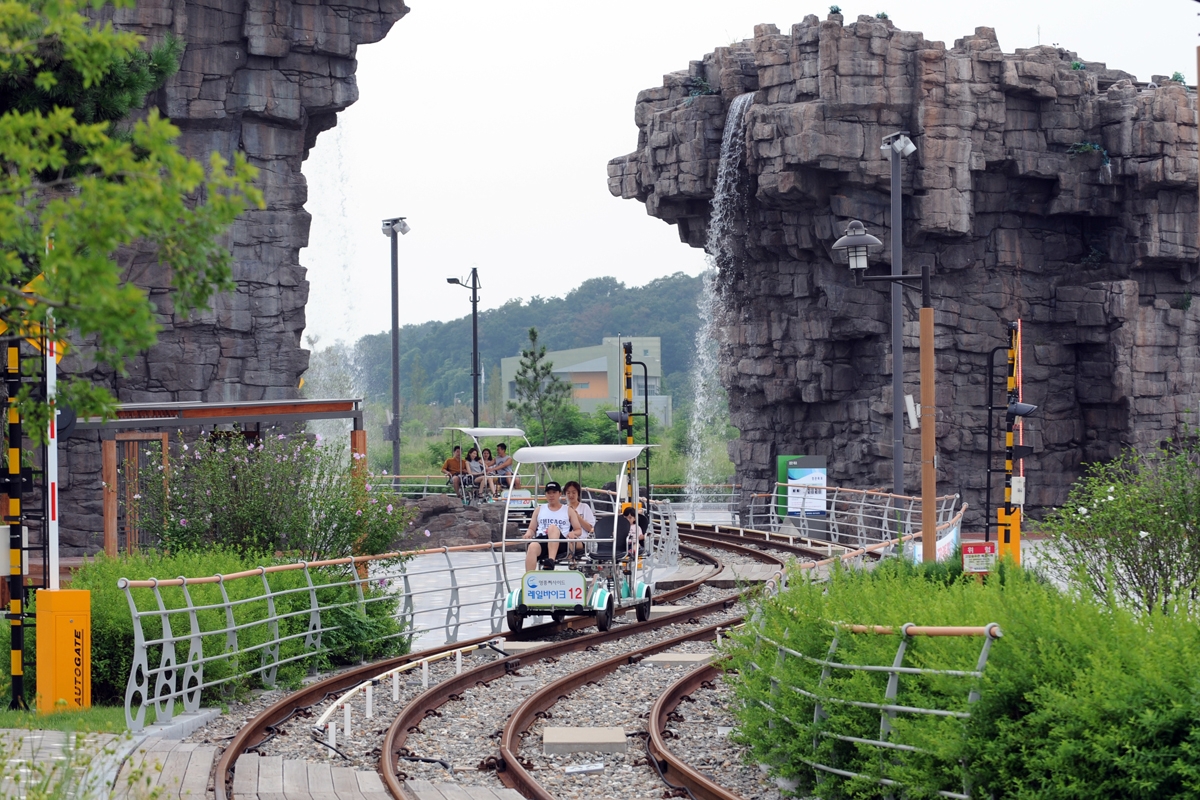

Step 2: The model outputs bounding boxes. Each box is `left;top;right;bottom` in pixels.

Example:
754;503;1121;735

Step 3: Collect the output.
521;571;586;607
502;489;535;511
908;519;960;564
962;542;997;574
777;456;827;518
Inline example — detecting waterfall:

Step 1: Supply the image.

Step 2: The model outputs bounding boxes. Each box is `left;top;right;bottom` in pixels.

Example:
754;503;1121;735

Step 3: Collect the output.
684;93;753;520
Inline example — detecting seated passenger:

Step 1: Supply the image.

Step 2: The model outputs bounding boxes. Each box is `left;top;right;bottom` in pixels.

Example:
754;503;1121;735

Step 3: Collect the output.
466;446;492;500
441;445;470;499
563;480;596;558
491;443;518;490
521;481;583;571
624;506;646;555
480;448;499;502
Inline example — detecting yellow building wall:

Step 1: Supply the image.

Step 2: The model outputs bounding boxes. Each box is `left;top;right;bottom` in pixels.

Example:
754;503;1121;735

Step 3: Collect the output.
569;371;609;399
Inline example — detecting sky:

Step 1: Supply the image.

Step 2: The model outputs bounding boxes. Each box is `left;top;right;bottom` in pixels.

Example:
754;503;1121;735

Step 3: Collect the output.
299;0;1198;347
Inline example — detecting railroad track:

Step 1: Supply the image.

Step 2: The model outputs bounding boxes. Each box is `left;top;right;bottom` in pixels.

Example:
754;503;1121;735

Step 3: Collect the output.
210;525;905;800
214;532;744;799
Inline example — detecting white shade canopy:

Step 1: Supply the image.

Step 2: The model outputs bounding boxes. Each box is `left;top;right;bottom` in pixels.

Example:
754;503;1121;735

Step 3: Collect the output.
443;427;527;439
513;444;647;464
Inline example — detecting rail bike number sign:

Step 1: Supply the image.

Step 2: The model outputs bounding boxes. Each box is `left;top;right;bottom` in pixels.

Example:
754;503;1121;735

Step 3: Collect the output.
522;571;586;607
962;542;997;574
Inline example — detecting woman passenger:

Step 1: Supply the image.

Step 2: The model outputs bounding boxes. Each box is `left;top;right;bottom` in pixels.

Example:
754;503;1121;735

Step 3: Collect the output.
563;480;595;558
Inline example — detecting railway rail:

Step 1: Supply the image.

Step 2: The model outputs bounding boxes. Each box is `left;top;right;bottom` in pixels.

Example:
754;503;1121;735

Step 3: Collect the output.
212;525;872;800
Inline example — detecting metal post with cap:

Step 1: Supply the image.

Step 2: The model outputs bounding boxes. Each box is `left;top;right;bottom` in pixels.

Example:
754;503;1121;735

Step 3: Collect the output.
381;216;411;478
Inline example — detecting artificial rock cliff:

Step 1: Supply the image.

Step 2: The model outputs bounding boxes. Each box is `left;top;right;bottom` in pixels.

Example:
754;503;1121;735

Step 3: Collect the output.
58;0;408;554
609;15;1200;524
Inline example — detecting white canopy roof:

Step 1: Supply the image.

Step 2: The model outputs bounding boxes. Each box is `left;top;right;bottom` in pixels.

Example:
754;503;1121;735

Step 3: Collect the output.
443;427;527;439
513;444;647;464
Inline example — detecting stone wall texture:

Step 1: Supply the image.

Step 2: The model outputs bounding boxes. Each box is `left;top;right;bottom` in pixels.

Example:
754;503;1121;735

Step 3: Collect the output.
58;0;408;554
609;16;1200;526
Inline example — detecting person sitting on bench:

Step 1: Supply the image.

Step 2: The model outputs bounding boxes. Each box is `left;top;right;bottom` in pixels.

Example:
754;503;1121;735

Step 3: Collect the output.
521;481;583;571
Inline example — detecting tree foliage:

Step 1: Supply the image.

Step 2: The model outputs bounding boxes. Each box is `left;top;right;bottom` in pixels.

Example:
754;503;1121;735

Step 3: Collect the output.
349;272;703;409
508;327;571;446
0;0;263;436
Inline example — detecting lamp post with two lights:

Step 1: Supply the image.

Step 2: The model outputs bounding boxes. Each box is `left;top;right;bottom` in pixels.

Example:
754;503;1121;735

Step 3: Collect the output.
447;268;481;427
381;216;411;477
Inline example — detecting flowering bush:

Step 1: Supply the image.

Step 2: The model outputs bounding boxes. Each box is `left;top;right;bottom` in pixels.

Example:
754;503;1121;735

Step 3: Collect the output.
129;430;415;559
1038;430;1200;615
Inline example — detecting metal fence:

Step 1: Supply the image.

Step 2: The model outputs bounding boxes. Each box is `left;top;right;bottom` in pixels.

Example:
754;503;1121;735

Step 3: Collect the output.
746;485;960;546
653;484;742;524
747;620;1003;799
118;543;516;732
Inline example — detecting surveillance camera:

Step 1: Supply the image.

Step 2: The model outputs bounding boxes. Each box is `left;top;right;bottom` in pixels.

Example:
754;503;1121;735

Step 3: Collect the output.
396;219;411;235
892;135;917;157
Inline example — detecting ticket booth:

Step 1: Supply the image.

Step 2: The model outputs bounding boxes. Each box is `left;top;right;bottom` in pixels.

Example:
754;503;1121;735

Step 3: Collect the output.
35;589;90;714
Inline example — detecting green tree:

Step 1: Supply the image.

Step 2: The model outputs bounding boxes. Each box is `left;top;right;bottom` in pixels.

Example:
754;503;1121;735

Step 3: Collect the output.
487;363;502;424
0;0;262;437
409;351;426;406
508;327;570;445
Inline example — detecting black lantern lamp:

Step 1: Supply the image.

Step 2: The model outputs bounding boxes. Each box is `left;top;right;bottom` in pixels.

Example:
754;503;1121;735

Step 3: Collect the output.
831;220;884;286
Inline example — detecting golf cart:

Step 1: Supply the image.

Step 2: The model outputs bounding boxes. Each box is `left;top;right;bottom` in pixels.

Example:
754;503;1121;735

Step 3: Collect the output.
443;427;534;514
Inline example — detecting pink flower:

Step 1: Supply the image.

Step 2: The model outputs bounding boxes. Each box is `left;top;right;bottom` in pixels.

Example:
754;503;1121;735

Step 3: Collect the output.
180;519;188;527
386;504;393;513
424;529;431;537
356;510;363;516
278;434;286;440
365;483;372;491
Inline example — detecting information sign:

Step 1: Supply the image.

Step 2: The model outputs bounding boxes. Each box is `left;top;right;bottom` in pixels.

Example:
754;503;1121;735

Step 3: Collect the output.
521;571;586;607
777;456;827;518
962;542;997;574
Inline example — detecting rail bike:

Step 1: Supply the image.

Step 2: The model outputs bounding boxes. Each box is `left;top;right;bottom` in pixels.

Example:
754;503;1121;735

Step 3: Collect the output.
501;444;653;632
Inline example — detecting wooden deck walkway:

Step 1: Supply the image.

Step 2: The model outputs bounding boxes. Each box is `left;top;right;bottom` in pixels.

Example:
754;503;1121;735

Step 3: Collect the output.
402;780;523;800
114;737;219;800
232;755;392;800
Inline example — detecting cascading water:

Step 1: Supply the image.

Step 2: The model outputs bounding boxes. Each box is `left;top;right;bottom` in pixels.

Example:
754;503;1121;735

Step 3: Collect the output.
684;93;754;520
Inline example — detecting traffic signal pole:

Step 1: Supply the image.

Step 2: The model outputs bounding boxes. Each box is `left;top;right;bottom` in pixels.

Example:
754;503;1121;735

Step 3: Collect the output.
6;343;26;709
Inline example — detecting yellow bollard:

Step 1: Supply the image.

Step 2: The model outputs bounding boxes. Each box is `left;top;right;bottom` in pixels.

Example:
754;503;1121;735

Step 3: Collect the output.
35;589;90;714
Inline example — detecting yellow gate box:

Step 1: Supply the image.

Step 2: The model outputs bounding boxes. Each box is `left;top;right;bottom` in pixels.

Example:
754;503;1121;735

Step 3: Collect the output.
35;589;91;714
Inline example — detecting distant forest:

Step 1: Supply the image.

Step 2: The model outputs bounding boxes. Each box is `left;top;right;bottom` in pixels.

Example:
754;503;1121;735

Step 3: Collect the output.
339;272;704;409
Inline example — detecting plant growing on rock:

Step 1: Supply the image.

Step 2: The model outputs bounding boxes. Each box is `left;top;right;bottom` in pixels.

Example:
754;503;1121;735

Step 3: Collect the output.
1071;60;1085;70
1038;429;1200;615
828;5;841;13
1068;140;1110;166
1171;71;1186;83
128;431;415;559
875;11;888;19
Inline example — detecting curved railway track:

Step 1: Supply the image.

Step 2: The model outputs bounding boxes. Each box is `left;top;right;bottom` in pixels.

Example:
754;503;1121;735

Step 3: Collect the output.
647;661;735;800
208;526;828;800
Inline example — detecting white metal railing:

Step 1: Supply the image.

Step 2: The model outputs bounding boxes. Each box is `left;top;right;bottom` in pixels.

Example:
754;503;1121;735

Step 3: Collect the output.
117;487;951;733
654;484;742;524
746;485;960;546
117;543;514;732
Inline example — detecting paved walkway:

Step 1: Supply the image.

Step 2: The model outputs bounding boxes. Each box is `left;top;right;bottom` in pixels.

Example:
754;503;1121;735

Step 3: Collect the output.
0;729;120;800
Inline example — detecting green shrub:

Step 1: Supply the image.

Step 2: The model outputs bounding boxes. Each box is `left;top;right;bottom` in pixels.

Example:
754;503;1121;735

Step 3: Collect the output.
1038;432;1200;615
726;557;1200;798
129;430;415;558
69;548;408;708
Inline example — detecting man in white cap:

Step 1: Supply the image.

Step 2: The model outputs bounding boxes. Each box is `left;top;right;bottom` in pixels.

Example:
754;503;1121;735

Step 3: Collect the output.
521;481;583;571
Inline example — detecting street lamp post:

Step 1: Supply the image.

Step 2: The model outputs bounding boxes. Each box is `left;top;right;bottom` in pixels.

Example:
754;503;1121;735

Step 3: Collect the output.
882;131;917;496
381;216;411;477
447;268;481;427
833;219;939;564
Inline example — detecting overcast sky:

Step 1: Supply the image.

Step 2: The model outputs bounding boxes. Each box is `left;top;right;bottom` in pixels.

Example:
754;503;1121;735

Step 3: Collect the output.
299;0;1197;348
